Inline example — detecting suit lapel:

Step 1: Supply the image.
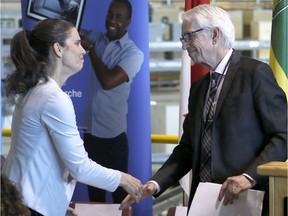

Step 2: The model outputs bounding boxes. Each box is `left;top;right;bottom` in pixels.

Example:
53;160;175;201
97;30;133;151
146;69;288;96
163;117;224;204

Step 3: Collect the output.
215;51;241;116
192;74;210;153
198;75;210;117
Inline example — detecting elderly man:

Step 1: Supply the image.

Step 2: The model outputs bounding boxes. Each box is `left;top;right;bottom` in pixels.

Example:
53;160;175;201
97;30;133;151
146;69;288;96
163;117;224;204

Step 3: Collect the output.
120;4;287;216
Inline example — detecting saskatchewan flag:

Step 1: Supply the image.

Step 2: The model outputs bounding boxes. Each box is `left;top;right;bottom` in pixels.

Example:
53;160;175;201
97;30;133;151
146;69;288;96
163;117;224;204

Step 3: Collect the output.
269;0;288;98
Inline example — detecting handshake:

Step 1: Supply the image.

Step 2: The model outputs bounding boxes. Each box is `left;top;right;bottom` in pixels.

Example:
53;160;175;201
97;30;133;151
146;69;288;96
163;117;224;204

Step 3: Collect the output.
118;172;157;210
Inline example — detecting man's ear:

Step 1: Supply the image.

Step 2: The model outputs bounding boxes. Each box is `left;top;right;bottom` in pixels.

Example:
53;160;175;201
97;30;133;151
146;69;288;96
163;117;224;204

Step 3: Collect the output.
53;43;62;58
211;27;220;45
212;27;220;40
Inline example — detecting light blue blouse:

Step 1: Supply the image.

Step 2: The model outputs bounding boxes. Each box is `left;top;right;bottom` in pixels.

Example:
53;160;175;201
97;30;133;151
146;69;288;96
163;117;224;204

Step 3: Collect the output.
2;78;121;216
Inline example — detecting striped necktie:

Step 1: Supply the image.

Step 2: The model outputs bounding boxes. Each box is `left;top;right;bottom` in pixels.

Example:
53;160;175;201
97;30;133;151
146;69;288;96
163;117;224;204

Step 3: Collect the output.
200;72;220;182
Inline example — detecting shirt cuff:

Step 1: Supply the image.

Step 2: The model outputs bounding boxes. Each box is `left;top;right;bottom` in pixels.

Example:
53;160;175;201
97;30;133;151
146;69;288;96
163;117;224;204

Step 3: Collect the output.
242;173;256;187
148;180;161;195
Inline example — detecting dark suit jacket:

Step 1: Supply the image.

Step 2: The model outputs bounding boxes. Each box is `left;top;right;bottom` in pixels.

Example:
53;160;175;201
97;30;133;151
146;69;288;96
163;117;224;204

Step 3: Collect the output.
151;51;287;212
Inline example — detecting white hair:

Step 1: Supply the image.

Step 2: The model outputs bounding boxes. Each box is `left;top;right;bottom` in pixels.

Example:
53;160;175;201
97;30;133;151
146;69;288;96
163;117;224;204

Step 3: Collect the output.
182;4;235;48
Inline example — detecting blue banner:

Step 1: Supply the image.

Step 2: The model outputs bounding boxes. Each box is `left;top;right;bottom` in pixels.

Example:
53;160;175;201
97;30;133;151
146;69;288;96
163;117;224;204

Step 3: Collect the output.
21;0;152;215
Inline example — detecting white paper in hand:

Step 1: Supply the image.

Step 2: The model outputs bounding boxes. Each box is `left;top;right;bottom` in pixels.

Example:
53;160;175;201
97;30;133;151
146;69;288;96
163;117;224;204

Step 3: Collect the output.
75;203;122;216
188;182;264;216
175;206;188;216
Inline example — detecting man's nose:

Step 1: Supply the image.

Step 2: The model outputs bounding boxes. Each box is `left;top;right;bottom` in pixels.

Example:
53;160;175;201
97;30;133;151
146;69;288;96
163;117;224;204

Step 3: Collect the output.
182;42;190;50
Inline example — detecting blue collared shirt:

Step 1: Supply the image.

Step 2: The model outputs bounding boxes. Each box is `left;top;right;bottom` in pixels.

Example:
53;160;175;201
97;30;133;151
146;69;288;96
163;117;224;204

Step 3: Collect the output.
82;30;144;138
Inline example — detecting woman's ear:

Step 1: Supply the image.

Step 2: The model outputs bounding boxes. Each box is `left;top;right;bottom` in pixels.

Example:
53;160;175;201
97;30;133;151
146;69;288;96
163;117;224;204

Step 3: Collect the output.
53;43;62;58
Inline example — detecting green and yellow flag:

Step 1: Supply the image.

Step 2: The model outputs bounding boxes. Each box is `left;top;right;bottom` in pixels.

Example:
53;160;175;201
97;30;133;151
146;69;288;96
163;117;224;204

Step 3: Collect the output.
269;0;288;98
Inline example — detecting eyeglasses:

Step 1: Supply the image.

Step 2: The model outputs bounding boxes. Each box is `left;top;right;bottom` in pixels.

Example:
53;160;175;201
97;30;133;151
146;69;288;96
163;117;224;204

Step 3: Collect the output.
180;28;204;43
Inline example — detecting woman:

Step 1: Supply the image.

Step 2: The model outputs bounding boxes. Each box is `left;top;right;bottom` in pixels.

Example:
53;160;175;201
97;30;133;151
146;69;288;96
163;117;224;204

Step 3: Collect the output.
2;19;142;216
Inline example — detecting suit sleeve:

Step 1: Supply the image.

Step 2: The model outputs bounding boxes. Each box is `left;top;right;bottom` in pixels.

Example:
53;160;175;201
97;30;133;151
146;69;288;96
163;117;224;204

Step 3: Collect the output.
151;102;194;196
245;62;287;183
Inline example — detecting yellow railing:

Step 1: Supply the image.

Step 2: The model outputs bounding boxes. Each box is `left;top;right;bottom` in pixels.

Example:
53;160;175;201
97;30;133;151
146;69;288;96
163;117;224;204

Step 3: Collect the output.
151;134;178;144
2;129;179;144
2;129;11;137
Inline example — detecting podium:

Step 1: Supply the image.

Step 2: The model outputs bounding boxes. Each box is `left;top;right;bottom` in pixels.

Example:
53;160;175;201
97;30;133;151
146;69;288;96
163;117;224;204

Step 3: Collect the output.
257;161;288;216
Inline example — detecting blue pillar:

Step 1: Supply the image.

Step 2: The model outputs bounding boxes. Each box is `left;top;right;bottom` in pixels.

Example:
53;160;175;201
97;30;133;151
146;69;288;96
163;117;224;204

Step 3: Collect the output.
21;1;152;215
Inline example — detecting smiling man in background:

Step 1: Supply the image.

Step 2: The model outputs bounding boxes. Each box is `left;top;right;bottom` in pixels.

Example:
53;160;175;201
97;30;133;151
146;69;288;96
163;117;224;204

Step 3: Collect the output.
80;0;144;204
